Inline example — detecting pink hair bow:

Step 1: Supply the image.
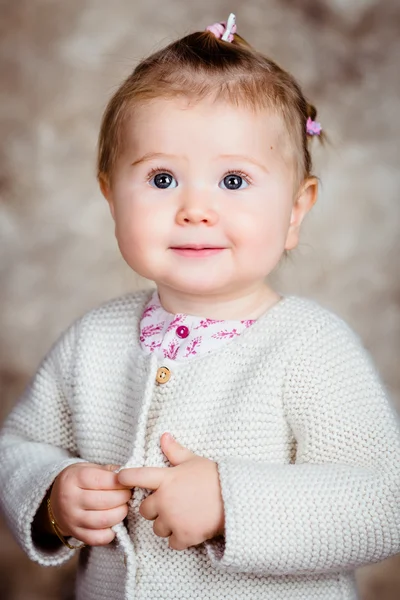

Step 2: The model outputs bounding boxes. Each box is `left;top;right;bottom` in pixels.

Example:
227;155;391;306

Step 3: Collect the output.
306;117;322;136
206;13;237;43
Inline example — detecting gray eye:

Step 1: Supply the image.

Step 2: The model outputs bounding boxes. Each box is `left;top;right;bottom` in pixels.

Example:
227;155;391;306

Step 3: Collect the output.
150;173;178;189
219;174;248;190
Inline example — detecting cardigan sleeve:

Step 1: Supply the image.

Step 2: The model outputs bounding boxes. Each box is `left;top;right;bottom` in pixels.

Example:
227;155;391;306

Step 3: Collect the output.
205;316;400;575
0;322;86;566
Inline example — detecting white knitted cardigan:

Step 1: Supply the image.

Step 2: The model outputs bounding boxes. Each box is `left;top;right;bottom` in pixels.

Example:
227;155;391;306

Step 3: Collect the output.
1;289;400;600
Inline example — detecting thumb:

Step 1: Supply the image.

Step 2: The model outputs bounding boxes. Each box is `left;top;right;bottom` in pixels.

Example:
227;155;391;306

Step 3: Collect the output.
160;433;194;466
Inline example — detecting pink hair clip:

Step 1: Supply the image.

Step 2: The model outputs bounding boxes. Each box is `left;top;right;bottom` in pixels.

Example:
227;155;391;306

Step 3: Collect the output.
206;13;237;43
306;117;322;136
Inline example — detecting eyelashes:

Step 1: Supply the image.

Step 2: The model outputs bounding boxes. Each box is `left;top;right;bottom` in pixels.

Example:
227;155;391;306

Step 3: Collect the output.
145;166;254;186
146;166;173;183
222;169;253;185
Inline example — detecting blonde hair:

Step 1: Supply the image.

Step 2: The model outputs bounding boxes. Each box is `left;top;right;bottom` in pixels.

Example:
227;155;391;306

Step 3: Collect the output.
97;30;321;183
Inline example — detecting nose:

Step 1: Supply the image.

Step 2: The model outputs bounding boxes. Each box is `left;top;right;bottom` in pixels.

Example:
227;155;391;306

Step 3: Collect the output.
175;189;219;226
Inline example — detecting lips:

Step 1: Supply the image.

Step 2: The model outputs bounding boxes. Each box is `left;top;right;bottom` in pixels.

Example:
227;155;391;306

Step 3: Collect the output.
171;244;224;250
170;245;226;257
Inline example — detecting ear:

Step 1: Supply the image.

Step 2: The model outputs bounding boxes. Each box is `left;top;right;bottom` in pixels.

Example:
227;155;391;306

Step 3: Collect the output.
285;177;318;251
98;173;116;221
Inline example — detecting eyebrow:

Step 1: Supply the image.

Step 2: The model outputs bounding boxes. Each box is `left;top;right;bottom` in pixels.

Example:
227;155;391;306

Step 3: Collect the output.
218;154;269;173
131;152;182;167
131;152;268;173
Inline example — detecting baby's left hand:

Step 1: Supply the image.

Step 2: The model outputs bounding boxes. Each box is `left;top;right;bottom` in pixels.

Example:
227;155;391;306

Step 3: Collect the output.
117;433;225;550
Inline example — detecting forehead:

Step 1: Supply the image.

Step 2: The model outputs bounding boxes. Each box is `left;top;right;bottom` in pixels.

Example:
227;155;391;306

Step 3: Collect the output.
122;97;289;159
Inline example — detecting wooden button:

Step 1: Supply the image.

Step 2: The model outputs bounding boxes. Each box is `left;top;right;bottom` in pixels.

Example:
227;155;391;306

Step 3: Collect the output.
156;366;171;384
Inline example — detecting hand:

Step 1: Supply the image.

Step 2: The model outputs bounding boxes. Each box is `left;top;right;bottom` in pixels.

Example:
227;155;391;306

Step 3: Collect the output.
49;463;132;546
117;433;225;551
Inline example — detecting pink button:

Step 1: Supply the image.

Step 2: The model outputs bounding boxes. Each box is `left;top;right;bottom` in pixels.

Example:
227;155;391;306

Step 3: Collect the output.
176;325;189;339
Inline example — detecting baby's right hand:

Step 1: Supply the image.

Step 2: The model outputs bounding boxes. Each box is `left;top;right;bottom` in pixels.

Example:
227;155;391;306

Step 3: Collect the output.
49;463;132;546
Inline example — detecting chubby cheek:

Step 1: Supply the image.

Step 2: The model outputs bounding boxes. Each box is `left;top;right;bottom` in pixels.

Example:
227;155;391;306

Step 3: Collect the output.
236;199;292;256
114;200;167;269
245;225;287;273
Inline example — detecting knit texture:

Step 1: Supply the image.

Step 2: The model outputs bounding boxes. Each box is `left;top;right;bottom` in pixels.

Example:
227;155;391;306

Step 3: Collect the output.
1;289;400;600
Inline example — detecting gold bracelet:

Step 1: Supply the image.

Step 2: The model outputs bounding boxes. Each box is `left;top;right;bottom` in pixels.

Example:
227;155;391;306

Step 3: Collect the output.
47;497;86;550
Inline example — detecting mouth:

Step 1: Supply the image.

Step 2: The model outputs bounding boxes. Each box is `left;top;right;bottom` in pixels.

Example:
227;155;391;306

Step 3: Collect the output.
170;245;226;257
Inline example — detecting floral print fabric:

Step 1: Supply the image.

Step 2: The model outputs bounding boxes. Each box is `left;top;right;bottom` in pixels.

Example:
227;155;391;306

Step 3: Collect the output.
139;290;256;361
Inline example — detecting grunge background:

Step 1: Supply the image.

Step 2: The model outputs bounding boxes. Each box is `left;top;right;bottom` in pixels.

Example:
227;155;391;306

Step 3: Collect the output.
1;1;399;597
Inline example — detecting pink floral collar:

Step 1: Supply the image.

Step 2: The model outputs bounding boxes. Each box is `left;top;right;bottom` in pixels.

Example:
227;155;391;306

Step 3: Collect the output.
139;290;256;361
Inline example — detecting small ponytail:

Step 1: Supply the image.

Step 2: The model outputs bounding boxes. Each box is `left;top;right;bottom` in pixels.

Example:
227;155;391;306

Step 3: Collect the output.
306;102;317;122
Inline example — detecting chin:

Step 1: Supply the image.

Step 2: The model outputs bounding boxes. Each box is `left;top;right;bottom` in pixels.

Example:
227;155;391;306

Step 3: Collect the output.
162;276;228;296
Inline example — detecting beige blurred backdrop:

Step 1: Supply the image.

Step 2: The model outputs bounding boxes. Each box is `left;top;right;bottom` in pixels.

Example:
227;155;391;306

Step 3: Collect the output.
0;0;399;598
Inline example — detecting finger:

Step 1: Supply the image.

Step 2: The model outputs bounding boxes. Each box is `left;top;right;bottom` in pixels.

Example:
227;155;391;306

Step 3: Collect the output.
139;493;158;521
77;504;129;530
153;517;172;539
168;534;188;551
118;467;166;491
80;489;132;510
78;468;132;491
74;527;116;547
103;464;121;472
160;433;194;466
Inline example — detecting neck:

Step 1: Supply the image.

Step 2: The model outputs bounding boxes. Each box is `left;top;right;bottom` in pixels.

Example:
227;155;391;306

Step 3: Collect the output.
156;283;281;320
